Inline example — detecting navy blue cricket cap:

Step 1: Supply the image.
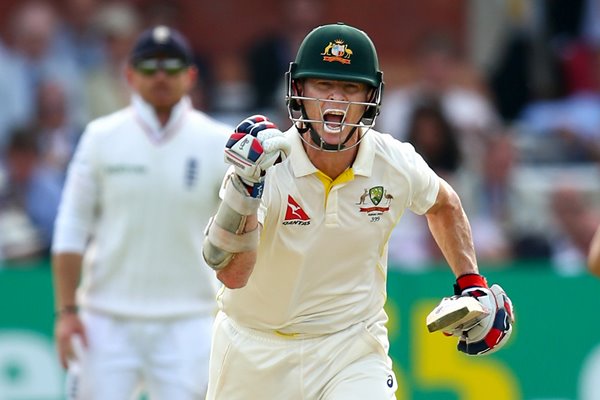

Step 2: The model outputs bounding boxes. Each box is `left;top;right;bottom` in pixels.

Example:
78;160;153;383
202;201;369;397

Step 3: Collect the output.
130;25;193;65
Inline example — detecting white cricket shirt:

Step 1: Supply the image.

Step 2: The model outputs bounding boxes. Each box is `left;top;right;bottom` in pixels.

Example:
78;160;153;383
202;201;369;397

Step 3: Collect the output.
53;95;231;318
219;126;440;334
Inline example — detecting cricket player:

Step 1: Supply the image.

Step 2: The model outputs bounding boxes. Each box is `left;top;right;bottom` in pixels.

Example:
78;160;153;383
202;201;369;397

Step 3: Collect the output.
52;26;231;399
203;23;514;399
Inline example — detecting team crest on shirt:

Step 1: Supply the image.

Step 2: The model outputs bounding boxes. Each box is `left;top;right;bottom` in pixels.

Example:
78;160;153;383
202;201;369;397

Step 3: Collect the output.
185;158;198;188
356;186;393;221
321;39;353;64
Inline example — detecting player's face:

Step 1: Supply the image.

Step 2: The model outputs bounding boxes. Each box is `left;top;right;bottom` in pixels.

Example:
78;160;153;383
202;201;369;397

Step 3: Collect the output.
298;78;371;146
127;58;196;111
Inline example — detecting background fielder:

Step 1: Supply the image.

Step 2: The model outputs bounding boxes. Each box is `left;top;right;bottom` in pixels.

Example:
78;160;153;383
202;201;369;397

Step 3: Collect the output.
52;26;231;399
203;22;514;399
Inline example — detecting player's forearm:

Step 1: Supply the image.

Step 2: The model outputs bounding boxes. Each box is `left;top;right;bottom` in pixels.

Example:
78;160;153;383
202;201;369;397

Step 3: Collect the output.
425;180;478;277
216;250;257;288
204;116;287;285
203;173;261;286
215;214;259;288
588;226;600;276
52;252;83;311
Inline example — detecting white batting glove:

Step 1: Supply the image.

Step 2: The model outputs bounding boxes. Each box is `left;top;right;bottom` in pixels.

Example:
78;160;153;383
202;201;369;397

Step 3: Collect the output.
446;274;515;356
224;115;290;198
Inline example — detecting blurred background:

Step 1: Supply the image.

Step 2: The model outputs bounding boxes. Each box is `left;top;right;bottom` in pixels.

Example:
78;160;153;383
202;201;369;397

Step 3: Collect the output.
0;0;599;399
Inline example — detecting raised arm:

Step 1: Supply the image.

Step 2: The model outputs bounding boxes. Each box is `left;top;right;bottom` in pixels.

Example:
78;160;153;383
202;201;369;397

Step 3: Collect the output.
202;116;289;289
203;172;261;289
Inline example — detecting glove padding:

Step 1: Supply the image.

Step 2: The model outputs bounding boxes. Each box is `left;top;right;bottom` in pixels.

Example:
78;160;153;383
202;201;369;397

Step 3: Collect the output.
224;115;290;198
445;274;514;356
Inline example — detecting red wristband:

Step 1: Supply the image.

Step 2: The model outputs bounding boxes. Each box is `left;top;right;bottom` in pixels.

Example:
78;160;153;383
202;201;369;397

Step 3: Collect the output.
455;273;488;293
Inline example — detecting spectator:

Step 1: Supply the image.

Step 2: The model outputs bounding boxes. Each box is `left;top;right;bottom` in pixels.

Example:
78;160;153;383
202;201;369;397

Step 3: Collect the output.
459;134;520;264
53;0;106;72
549;184;600;275
84;2;141;119
0;42;30;151
0;202;46;263
377;32;501;172
7;1;88;130
35;80;82;176
1;127;63;254
405;98;462;181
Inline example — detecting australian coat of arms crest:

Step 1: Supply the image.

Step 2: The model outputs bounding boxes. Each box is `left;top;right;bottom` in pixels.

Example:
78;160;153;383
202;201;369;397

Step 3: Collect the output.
356;186;393;216
321;39;353;64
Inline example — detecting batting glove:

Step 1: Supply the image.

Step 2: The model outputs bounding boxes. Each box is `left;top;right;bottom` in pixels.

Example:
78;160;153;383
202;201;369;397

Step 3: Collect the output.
224;115;290;198
446;273;515;356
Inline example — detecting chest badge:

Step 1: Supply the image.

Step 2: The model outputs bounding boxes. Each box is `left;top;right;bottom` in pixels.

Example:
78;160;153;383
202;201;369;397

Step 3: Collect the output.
356;186;393;220
283;195;311;225
185;158;198;188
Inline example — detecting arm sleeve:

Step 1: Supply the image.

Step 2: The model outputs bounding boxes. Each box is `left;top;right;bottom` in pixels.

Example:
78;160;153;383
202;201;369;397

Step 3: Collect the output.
405;145;440;215
51;128;99;253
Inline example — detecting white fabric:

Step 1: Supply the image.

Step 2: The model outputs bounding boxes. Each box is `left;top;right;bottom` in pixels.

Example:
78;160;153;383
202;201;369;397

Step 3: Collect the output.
218;126;440;335
66;310;213;400
52;95;231;318
222;173;261;215
206;218;259;253
206;310;397;400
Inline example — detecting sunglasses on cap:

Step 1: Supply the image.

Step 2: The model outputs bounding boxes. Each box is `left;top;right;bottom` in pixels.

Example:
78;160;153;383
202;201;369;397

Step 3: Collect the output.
134;58;188;76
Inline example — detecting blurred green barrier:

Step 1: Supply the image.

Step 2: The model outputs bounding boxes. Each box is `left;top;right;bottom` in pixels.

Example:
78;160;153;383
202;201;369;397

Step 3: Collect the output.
1;261;599;399
386;266;600;400
0;261;62;400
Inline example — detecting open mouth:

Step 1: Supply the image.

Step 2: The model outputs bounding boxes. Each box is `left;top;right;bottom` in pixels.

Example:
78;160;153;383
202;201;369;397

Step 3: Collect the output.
322;109;345;133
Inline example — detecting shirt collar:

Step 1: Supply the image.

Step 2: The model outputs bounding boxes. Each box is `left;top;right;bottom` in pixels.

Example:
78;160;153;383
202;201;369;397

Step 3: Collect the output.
351;128;376;177
131;93;190;139
287;126;318;178
287;125;376;178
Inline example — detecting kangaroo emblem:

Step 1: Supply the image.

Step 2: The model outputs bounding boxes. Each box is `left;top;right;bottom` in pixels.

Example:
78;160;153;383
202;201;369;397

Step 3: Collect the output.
356;189;369;205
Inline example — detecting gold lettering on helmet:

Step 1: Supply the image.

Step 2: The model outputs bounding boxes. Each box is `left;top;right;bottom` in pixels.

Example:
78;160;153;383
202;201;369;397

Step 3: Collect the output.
321;39;352;64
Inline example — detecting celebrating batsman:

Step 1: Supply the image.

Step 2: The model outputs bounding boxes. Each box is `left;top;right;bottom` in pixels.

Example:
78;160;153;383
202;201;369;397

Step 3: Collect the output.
203;22;514;399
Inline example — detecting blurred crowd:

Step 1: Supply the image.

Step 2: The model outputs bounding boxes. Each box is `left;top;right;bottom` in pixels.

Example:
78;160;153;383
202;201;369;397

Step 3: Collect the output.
0;0;599;276
383;0;600;275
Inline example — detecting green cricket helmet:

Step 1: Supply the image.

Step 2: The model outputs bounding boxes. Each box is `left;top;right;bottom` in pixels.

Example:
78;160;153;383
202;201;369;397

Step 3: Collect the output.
285;22;384;151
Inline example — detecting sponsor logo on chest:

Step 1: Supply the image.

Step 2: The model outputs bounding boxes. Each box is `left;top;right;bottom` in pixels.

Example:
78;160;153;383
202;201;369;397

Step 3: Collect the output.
105;164;147;174
283;195;311;225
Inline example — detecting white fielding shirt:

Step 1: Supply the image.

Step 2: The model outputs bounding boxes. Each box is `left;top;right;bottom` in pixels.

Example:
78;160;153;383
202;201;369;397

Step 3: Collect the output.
219;126;440;335
53;95;231;318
